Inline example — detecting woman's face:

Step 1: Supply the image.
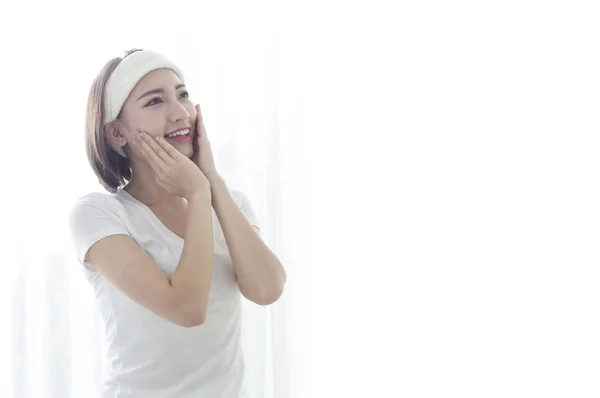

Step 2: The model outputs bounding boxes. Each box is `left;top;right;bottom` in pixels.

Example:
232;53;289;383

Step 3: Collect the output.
116;68;196;159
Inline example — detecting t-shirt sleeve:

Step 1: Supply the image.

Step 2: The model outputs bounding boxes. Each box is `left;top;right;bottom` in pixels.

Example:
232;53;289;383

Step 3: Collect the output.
68;194;131;270
231;189;261;235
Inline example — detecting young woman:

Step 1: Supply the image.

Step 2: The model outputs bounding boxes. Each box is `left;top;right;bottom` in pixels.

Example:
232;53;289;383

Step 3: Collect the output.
68;49;286;398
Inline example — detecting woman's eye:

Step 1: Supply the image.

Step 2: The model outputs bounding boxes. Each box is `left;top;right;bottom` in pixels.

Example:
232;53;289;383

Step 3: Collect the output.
145;92;188;107
146;97;162;106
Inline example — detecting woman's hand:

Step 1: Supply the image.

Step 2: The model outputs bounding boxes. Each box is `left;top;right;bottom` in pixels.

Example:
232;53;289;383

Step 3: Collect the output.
134;130;210;200
192;104;219;182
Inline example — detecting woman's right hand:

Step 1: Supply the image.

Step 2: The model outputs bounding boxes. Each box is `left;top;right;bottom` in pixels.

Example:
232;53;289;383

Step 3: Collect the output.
134;130;210;200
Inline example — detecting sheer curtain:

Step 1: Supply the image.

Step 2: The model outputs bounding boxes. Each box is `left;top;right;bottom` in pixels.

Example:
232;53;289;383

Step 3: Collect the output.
0;1;299;397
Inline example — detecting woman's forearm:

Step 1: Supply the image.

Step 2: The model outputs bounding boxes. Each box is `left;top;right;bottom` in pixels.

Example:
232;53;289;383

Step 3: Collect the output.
169;191;214;324
210;176;286;305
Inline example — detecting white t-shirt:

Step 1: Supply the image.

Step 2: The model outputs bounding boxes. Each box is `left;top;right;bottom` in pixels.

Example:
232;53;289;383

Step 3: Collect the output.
68;188;259;398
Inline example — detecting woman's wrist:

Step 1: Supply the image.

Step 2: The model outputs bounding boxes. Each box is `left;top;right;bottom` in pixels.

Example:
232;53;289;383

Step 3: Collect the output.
208;175;228;204
186;188;212;205
207;173;224;190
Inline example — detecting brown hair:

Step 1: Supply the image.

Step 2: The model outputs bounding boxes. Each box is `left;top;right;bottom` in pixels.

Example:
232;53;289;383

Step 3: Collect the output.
84;49;143;193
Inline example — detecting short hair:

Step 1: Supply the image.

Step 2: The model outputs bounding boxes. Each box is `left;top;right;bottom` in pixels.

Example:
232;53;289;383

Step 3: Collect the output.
84;49;143;192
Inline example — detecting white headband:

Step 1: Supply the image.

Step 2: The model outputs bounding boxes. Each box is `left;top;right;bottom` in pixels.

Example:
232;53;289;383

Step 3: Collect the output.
103;50;185;157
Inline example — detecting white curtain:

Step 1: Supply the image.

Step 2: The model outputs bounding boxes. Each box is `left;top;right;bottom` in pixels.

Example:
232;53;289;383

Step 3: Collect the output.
0;1;297;397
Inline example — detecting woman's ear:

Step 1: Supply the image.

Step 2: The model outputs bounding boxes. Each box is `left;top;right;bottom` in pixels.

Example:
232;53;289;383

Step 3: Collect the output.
104;119;128;149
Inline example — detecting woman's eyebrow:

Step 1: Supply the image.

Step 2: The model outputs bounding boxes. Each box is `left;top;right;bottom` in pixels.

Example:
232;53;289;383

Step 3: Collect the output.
136;84;187;101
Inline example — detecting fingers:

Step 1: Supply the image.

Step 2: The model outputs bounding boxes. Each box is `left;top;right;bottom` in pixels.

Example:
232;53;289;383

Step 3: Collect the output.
195;104;206;139
155;136;182;160
134;132;157;166
136;131;174;166
194;105;201;139
134;134;168;176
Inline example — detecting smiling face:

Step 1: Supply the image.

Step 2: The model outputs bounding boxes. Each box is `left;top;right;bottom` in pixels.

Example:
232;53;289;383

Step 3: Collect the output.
108;68;196;159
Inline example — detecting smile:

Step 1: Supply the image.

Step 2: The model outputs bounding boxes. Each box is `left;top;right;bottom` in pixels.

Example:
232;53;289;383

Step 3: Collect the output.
164;128;191;139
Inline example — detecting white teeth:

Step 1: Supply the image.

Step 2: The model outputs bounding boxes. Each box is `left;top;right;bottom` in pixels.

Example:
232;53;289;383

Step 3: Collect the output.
165;129;190;139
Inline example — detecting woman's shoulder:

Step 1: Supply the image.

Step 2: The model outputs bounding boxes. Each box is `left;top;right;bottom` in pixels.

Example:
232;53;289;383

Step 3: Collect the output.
73;190;121;207
69;190;129;219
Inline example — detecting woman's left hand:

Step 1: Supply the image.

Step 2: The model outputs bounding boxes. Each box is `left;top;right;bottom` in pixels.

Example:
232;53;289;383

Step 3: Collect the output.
192;104;219;182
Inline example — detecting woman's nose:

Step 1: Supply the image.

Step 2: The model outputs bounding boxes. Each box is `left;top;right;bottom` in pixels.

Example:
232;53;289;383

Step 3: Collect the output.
168;101;190;122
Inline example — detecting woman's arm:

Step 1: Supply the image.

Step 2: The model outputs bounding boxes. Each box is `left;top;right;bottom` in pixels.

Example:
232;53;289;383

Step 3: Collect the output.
168;190;215;321
209;175;286;305
86;191;214;327
190;103;285;304
84;133;215;327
